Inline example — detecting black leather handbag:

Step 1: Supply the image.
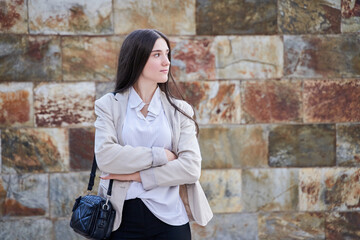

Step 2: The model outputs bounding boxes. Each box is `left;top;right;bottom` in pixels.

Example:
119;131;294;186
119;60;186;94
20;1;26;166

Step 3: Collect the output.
70;155;115;239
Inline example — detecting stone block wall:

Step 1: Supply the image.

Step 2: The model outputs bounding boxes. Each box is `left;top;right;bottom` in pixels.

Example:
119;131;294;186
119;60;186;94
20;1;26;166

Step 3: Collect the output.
0;0;359;239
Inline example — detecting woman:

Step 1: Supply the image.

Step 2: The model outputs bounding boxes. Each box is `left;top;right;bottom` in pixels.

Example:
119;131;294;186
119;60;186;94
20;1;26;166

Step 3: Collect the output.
94;29;213;240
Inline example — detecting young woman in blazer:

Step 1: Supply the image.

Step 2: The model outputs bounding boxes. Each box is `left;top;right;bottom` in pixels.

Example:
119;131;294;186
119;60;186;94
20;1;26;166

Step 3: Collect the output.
94;29;213;240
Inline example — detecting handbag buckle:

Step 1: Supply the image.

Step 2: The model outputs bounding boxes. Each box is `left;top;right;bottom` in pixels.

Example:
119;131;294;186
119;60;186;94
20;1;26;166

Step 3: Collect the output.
102;195;111;210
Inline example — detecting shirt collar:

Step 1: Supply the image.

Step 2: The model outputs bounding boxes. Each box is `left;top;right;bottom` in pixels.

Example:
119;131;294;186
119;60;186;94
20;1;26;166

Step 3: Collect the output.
129;87;162;116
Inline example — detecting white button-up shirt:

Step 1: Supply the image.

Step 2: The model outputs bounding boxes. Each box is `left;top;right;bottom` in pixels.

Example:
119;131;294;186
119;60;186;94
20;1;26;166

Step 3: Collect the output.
121;87;188;226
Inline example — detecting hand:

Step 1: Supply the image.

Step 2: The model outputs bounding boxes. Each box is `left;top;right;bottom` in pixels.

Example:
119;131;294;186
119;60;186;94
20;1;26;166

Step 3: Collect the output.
165;149;177;161
100;172;141;182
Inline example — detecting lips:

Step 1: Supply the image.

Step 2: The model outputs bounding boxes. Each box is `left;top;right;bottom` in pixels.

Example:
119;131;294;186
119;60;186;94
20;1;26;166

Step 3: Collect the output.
160;69;169;73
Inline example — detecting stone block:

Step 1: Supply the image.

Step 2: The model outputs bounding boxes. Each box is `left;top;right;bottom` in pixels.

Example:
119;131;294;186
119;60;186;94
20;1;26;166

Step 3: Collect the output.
300;168;360;211
114;0;195;35
242;169;299;211
258;212;325;240
29;0;113;35
200;170;242;213
69;128;95;171
326;212;360;239
62;36;123;81
54;219;87;240
0;35;61;81
304;80;360;123
278;0;341;34
0;219;52;239
1;128;68;173
214;36;283;79
341;0;360;32
196;0;277;35
269;124;336;167
284;35;360;78
34;82;95;127
241;80;302;123
96;82;115;99
0;0;28;33
50;172;98;217
337;124;360;166
170;37;216;81
0;82;33;127
199;125;268;169
0;174;48;217
191;213;258;240
173;81;240;124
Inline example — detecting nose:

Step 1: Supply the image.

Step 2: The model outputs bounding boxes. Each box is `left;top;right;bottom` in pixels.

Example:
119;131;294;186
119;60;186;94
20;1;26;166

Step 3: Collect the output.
162;55;170;66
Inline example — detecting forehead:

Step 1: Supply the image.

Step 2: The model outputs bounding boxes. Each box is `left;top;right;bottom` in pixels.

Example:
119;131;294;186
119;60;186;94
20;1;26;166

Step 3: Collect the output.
152;38;169;50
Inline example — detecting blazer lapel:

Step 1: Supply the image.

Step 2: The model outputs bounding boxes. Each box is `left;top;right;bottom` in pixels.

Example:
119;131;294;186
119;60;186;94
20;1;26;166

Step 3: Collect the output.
114;90;129;145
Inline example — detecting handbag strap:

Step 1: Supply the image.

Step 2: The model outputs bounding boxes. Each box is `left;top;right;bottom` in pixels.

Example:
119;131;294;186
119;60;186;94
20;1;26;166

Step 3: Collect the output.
87;154;113;197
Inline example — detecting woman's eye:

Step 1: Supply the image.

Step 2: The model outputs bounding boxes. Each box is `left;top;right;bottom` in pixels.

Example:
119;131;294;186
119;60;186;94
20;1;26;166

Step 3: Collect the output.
154;53;160;57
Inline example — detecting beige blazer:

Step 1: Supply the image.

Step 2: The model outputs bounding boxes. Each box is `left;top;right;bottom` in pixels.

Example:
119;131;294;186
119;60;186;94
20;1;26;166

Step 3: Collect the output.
94;89;213;231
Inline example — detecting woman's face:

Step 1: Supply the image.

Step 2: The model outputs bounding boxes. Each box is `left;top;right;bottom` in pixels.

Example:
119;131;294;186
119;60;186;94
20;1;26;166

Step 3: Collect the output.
139;38;170;85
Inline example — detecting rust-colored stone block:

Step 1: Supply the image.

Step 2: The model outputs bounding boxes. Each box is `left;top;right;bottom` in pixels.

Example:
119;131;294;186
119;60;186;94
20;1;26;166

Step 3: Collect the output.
199;125;268;169
214;36;283;79
241;80;302;123
284;35;360;78
326;212;360;239
114;0;195;35
34;82;95;127
1;128;68;173
342;0;360;32
0;0;28;33
170;37;216;81
62;36;123;81
0;82;33;127
196;0;277;35
300;168;360;211
279;0;341;34
304;80;360;122
173;81;241;124
69;128;95;170
269;124;336;167
337;124;360;166
242;169;299;211
259;212;325;240
0;35;62;81
29;0;113;35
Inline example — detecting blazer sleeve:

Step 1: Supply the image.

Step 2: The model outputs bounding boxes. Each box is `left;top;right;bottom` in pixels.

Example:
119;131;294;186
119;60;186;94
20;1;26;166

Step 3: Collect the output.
94;94;168;174
140;101;202;190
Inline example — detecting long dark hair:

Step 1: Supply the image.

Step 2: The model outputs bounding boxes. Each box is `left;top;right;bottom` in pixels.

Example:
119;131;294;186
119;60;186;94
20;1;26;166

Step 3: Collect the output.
114;29;199;134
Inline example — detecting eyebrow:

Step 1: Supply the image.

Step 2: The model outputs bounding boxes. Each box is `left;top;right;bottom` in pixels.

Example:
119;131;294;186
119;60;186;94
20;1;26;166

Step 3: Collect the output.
151;49;169;52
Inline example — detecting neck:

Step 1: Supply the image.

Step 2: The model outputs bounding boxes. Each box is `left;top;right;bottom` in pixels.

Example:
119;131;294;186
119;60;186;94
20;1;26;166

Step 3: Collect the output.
133;81;157;104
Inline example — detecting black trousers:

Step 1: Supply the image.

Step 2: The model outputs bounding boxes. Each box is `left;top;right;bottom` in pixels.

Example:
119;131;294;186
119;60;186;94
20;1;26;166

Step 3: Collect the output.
109;198;191;240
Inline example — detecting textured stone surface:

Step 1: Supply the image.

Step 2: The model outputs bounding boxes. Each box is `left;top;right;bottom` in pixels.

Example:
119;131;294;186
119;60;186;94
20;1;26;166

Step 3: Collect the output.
199;125;268;169
0;82;33;127
114;0;195;35
34;82;95;127
278;0;341;34
269;124;336;167
326;212;360;239
96;82;115;99
200;170;242;213
62;36;123;81
242;169;298;211
174;81;240;124
1;128;68;173
50;172;95;217
0;0;28;33
0;174;48;217
196;0;277;35
69;128;95;170
170;37;216;81
241;80;302;123
191;213;258;240
341;0;360;32
214;36;283;79
258;212;325;240
0;219;52;239
300;168;360;211
0;35;62;81
304;80;360;123
284;35;360;78
337;124;360;166
54;219;87;240
29;0;113;34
